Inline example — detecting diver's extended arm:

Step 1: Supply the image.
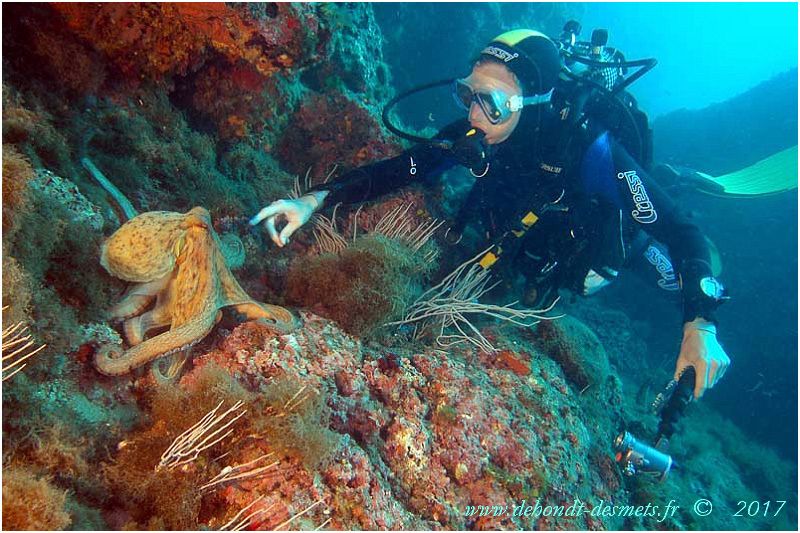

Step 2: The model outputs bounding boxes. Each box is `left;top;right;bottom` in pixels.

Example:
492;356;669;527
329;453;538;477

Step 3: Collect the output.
306;120;471;206
306;141;457;206
251;121;470;247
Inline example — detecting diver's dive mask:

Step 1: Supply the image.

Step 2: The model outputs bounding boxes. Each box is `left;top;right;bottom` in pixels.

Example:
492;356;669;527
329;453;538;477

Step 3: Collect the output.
452;78;553;125
380;76;553;148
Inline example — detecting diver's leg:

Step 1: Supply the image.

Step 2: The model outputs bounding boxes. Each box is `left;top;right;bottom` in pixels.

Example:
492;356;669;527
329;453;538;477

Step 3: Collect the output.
651;163;725;195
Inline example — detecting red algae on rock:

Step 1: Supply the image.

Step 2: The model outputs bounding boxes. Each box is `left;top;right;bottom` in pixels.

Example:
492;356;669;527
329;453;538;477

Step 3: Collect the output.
277;92;402;177
179;311;626;530
49;3;314;83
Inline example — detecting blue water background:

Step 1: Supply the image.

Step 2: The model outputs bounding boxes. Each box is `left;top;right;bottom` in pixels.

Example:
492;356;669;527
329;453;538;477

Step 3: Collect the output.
577;2;798;118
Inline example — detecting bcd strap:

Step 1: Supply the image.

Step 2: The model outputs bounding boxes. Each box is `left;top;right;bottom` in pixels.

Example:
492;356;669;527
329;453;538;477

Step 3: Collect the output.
478;251;499;269
478;209;542;270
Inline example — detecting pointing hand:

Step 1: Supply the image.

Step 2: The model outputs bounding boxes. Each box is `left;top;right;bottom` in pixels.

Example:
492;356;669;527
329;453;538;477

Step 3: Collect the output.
250;191;327;247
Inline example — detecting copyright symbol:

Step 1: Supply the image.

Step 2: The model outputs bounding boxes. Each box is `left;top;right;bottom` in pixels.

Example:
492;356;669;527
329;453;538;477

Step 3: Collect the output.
693;499;712;516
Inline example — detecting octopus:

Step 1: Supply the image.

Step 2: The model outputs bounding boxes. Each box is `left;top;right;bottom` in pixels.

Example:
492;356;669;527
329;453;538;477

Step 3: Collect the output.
95;206;296;376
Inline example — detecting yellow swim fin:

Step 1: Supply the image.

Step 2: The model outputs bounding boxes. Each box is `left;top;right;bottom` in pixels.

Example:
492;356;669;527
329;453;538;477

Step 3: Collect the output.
696;145;798;198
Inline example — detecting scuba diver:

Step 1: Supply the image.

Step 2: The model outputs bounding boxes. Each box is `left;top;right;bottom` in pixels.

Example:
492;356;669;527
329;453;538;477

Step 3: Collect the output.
251;28;731;400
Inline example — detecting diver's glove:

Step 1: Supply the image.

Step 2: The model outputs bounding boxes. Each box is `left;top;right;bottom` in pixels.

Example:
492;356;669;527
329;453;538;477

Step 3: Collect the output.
249;191;328;247
583;268;618;296
674;318;730;400
450;128;489;173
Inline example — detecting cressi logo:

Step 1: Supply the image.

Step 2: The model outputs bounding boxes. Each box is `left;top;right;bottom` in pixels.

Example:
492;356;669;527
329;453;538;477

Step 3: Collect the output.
644;244;679;291
618;170;657;224
482;46;519;63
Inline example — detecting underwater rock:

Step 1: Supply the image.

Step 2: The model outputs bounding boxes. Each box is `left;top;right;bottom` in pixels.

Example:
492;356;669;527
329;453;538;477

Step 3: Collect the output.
186;312;624;530
374;3;576;92
0;162;121;354
188;62;277;141
654;68;798;174
28;169;104;231
564;298;652;376
310;4;392;104
36;3;397;158
277;92;402;178
533;315;612;392
4;302;792;529
49;3;316;85
494;349;532;377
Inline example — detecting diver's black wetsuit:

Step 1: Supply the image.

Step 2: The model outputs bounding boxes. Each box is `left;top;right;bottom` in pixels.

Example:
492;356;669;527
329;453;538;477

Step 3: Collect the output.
309;111;720;324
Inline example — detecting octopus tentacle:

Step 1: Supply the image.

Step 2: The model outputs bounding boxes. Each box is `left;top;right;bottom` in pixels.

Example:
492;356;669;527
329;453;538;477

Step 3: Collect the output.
111;294;155;322
216;251;297;330
151;349;192;384
95;307;218;376
109;275;171;320
123;307;172;346
215;250;254;302
225;300;296;331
